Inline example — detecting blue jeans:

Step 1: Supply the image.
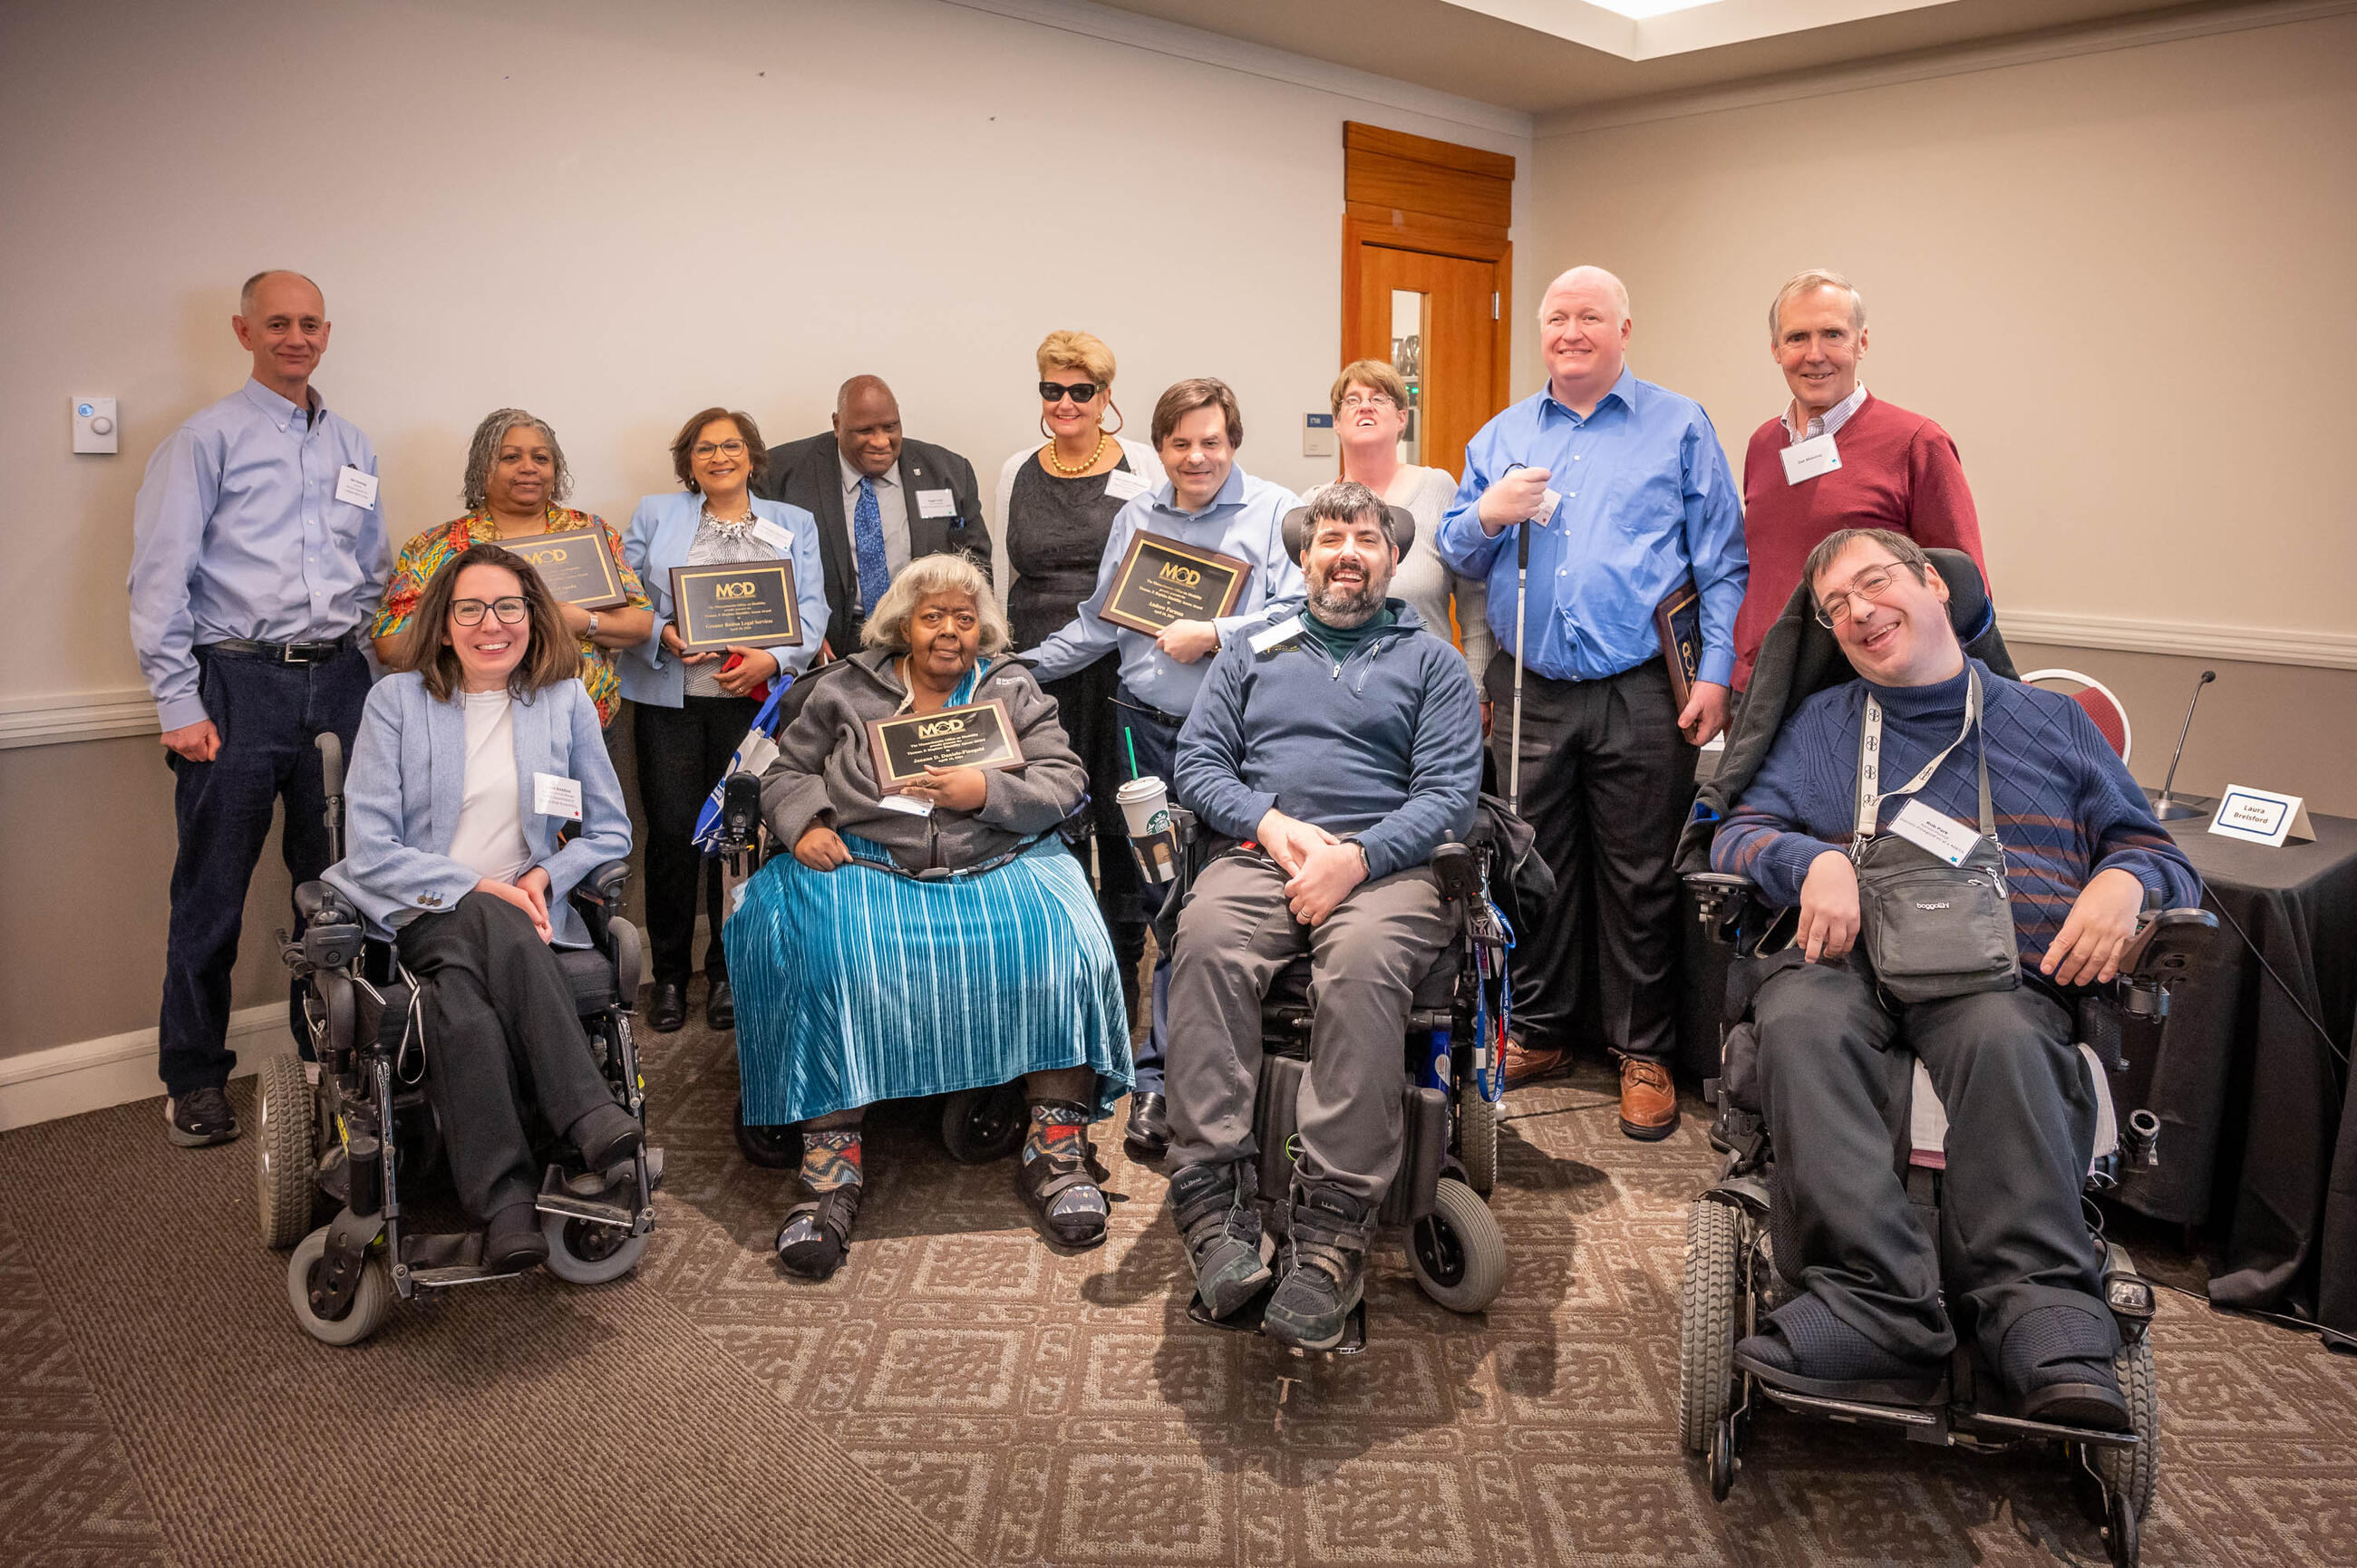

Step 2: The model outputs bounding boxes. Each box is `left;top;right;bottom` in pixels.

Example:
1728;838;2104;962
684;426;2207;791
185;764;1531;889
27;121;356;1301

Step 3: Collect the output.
159;645;371;1095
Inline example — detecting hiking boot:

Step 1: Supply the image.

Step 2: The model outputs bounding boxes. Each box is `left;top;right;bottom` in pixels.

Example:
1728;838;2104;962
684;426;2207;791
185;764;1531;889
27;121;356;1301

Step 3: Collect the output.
1167;1157;1273;1319
1263;1185;1376;1352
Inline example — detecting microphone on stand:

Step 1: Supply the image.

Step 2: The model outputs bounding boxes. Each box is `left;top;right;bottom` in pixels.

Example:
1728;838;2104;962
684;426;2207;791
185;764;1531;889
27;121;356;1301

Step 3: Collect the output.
2150;670;2216;821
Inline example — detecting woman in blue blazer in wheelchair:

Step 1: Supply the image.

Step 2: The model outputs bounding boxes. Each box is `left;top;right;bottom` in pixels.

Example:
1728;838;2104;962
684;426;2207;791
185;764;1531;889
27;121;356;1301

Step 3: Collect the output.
324;542;641;1273
619;408;830;1037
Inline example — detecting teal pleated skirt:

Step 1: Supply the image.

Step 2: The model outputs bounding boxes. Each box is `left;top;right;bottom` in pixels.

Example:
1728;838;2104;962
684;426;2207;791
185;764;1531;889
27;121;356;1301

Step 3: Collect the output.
726;834;1133;1127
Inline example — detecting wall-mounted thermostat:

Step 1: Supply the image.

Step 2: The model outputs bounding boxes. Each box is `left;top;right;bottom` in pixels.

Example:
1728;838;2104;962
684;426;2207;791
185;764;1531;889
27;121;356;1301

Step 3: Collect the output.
73;396;118;455
1303;412;1335;459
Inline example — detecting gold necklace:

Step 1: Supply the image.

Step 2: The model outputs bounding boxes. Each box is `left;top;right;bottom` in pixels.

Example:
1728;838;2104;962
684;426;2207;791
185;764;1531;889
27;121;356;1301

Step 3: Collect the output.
1043;431;1109;476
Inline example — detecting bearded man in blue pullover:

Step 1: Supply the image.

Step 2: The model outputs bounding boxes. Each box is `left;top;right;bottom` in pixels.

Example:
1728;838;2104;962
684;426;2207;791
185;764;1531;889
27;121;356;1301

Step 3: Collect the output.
1161;481;1482;1351
1712;528;2197;1428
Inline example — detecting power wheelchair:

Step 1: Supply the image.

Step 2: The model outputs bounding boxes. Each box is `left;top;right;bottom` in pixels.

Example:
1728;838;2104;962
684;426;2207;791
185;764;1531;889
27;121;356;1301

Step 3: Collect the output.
262;735;660;1346
1159;799;1531;1351
1672;550;2214;1566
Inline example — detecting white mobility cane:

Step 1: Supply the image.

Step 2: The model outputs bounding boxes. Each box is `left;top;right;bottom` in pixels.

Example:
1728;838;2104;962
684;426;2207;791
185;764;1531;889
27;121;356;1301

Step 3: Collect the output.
1507;509;1532;818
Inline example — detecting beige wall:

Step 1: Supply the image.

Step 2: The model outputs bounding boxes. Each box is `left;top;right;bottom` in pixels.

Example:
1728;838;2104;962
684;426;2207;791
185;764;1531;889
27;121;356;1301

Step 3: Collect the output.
1527;11;2357;646
0;0;1531;1057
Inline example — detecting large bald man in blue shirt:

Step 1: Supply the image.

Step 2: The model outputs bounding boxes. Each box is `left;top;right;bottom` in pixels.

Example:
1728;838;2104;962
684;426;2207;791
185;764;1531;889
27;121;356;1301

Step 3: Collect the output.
1436;266;1747;1140
127;270;387;1148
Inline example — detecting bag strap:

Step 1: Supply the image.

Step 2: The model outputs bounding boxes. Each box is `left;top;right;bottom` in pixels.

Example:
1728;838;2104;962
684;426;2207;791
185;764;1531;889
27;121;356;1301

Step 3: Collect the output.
1855;666;1987;842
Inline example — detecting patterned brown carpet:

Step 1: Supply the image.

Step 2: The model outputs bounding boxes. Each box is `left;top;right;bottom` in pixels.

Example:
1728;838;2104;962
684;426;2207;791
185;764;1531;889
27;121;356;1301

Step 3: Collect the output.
3;992;2352;1567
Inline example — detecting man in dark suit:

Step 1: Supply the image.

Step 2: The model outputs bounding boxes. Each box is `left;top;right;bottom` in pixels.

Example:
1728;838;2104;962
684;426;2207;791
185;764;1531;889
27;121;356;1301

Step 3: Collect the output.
759;375;989;653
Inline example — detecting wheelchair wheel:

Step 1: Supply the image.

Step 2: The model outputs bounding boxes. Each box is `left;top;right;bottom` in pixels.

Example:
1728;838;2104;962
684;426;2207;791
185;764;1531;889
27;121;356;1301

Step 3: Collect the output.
1408;1176;1507;1313
256;1054;320;1250
1457;1088;1498;1196
940;1083;1027;1166
286;1225;391;1347
2099;1336;2159;1530
542;1212;649;1285
734;1095;800;1169
1680;1198;1742;1455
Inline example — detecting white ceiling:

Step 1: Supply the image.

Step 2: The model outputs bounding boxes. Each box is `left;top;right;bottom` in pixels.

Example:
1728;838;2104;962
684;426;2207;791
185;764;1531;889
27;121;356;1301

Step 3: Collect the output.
1083;0;2254;115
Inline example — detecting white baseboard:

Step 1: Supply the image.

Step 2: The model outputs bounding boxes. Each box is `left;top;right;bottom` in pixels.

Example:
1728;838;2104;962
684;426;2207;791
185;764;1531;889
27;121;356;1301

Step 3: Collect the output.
0;1003;293;1133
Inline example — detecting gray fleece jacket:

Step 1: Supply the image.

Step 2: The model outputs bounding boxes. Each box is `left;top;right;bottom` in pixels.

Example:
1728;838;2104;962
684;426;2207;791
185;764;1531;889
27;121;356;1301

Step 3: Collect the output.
756;647;1086;873
1173;600;1482;881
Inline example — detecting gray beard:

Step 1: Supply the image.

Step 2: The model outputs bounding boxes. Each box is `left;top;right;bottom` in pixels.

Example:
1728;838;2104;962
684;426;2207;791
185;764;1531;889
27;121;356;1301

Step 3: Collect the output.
1308;576;1382;627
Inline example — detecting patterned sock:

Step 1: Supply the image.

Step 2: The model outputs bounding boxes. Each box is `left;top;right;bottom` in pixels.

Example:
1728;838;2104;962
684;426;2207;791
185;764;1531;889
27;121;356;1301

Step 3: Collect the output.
1023;1100;1091;1166
800;1129;863;1193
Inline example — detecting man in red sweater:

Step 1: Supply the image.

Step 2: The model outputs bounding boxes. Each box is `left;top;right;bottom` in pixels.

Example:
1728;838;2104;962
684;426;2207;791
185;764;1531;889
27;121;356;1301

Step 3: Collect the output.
1732;269;1986;691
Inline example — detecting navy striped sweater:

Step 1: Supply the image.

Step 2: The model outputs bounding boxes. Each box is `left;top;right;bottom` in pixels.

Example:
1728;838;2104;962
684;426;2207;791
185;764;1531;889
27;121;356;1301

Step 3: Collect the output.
1712;660;2199;964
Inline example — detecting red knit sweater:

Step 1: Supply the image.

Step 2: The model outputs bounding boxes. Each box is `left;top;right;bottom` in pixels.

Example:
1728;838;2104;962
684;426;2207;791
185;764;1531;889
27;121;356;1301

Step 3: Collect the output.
1733;393;1986;689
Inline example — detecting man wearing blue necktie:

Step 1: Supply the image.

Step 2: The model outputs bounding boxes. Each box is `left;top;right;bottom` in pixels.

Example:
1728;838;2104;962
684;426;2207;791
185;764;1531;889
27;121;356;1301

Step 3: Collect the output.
760;376;987;653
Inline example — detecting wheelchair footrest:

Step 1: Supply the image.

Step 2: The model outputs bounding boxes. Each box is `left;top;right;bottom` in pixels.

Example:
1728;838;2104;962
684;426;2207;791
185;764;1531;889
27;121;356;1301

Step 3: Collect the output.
1185;1281;1367;1356
1754;1383;1948;1437
1954;1408;2140;1450
537;1165;639;1231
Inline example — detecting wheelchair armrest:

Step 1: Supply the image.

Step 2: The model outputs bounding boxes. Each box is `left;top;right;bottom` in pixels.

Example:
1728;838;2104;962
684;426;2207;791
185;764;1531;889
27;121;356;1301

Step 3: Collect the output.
713;770;765;856
2114;906;2218;1019
288;880;364;973
1431;840;1479;904
567;858;632;951
1683;871;1755;936
1056;789;1094;848
294;879;357;927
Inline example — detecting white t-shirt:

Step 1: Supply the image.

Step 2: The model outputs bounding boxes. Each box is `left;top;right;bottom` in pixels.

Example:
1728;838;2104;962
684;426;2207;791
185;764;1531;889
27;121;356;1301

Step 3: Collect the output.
446;690;533;885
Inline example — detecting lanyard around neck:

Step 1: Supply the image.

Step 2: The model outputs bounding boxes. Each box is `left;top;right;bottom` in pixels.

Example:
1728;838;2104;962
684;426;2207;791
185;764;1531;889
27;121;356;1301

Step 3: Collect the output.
1854;666;1993;843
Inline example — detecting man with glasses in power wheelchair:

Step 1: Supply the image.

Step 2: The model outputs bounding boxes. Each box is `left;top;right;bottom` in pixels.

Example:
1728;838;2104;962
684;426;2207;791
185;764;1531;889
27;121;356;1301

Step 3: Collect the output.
1678;527;2207;1563
1160;481;1489;1352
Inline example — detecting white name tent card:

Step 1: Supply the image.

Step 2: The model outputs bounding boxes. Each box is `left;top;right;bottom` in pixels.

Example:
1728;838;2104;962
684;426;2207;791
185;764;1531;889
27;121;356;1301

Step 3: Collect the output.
2207;784;2314;848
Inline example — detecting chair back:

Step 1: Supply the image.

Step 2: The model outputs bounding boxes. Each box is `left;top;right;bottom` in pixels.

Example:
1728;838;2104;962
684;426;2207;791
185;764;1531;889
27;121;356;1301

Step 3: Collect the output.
2019;668;2132;763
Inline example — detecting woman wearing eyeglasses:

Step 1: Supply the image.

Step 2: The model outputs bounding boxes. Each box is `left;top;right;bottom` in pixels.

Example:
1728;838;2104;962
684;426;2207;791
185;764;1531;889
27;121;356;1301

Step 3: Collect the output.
990;332;1166;1022
620;408;831;1034
372;408;656;727
1304;360;1493;685
324;543;639;1273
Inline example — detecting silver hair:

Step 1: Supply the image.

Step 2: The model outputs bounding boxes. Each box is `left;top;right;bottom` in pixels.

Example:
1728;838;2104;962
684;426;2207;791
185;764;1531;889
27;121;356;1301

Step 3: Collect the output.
860;551;1010;655
461;408;574;513
1770;268;1867;338
238;269;322;315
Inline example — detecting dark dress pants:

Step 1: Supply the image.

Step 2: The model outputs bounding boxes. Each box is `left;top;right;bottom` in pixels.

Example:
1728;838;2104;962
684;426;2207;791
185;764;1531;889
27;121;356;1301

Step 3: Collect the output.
1113;690;1184;1094
396;893;617;1219
1753;957;2117;1366
1484;655;1694;1063
159;644;372;1096
1040;653;1149;1019
632;694;757;989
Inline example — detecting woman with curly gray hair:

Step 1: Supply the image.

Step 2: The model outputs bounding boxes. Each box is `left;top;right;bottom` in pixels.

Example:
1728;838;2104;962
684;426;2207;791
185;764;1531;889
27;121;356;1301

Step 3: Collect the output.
371;408;654;725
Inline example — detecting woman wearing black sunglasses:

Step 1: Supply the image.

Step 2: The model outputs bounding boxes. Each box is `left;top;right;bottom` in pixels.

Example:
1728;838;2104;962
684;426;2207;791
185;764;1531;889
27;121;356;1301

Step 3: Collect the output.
990;331;1167;1026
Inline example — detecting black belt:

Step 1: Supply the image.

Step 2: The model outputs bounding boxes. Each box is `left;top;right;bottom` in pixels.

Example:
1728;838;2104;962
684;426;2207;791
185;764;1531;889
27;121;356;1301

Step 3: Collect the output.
1112;690;1188;731
198;634;356;665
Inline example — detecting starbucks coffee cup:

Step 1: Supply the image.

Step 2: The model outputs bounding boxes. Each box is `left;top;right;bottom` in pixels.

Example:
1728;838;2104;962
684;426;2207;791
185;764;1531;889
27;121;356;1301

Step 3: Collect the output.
1116;775;1180;884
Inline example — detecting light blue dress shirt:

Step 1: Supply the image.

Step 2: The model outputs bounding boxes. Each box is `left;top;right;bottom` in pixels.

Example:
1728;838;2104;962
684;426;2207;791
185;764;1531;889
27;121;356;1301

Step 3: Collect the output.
1025;466;1305;716
127;379;390;731
1436;367;1748;687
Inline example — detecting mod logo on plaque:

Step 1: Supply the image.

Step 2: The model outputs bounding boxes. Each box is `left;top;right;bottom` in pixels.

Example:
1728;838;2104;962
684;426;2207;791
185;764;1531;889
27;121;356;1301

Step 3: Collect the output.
867;699;1024;792
1096;533;1250;634
508;528;630;610
668;561;804;653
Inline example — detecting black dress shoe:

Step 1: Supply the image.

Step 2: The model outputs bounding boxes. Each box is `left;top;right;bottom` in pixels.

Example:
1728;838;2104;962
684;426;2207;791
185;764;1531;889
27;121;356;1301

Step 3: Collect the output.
647;982;686;1033
484;1202;549;1273
1123;1091;1169;1159
707;977;735;1031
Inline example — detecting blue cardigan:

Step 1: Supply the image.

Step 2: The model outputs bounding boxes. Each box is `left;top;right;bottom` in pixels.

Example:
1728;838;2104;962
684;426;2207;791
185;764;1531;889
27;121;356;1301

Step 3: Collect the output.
617;492;831;708
323;673;633;946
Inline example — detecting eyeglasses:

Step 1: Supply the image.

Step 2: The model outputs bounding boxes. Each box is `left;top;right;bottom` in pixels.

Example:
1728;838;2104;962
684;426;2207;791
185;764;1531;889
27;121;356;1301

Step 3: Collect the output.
1038;381;1101;404
1338;392;1398;411
451;596;529;626
692;439;749;460
1814;565;1906;627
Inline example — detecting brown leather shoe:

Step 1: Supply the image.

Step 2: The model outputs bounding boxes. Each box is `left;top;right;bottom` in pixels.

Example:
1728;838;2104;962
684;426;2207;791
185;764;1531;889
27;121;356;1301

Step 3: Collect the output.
1502;1037;1573;1090
1618;1057;1679;1141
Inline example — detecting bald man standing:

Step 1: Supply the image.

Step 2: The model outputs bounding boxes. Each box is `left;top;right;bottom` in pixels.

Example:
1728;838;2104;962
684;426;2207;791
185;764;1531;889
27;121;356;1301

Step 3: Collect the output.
128;269;387;1147
760;377;986;652
1436;266;1747;1140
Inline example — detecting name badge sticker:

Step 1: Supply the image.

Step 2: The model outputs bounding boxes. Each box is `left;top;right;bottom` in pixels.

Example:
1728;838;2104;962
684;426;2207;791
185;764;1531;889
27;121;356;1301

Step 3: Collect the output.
1887;798;1981;866
750;518;794;554
1248;615;1305;654
916;488;957;519
876;792;936;818
1534;489;1563;526
533;772;584;821
1102;469;1149;503
1780;431;1842;486
335;465;381;508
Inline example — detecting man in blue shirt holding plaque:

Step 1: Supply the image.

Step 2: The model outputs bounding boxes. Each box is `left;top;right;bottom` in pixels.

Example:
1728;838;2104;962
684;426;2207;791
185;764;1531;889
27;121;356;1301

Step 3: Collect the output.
1027;377;1303;1157
1436;265;1746;1140
126;270;388;1148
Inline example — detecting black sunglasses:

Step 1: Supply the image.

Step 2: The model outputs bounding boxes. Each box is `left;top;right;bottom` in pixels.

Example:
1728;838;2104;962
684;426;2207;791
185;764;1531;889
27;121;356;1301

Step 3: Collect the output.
1038;380;1101;404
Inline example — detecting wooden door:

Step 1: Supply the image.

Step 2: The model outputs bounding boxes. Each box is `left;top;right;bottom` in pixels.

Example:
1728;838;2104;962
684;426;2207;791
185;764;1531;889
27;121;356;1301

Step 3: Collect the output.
1340;122;1514;482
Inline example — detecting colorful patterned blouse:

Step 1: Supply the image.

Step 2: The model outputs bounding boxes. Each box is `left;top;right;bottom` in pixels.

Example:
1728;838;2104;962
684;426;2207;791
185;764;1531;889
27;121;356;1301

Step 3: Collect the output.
371;507;651;726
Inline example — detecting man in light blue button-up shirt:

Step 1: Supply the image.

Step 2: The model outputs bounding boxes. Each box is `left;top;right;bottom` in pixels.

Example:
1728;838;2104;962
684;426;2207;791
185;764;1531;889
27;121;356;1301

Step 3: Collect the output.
124;270;387;1147
1436;266;1748;1139
1024;379;1303;1150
